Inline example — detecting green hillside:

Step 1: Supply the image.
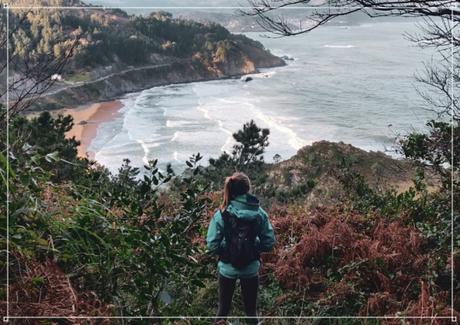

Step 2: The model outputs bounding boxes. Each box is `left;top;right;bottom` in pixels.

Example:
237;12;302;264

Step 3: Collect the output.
5;0;282;77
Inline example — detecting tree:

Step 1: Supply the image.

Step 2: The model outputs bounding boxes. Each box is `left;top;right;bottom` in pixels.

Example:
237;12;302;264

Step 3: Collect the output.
244;1;457;38
207;121;270;187
232;119;270;166
209;120;270;169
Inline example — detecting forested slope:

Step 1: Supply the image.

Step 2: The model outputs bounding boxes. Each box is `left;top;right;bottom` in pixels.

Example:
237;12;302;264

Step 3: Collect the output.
2;0;284;110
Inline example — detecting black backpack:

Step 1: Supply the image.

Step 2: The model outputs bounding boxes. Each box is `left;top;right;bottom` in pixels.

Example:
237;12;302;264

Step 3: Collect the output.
219;209;260;269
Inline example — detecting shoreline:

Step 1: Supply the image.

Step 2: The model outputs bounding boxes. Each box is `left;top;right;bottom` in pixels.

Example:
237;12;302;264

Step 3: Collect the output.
38;64;286;161
58;100;123;159
30;58;286;112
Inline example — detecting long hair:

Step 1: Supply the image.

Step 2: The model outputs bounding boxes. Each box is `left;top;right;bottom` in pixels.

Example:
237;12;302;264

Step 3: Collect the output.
221;172;251;210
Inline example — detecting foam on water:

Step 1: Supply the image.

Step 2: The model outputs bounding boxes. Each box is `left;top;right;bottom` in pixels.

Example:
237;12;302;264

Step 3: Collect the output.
324;44;356;48
195;94;234;153
244;70;277;79
89;23;436;173
166;120;190;128
208;93;308;154
170;131;180;142
196;103;211;120
136;139;151;165
246;103;307;150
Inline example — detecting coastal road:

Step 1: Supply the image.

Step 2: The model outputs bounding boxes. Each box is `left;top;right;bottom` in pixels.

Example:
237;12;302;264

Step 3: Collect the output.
14;63;174;101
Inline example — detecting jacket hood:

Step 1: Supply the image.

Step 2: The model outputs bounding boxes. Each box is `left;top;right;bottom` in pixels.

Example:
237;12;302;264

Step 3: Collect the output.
226;193;260;220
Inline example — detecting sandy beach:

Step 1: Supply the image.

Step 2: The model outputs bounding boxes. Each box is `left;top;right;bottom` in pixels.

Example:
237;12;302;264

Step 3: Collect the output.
57;100;122;159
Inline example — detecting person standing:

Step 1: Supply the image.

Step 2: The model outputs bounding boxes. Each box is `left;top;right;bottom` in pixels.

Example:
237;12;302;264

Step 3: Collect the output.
207;172;275;324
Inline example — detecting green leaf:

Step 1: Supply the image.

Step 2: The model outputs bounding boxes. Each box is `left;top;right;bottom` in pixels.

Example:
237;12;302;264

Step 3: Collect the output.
191;279;205;288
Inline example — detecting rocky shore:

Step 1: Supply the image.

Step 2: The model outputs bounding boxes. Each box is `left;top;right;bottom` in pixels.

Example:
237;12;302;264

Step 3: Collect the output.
30;48;285;111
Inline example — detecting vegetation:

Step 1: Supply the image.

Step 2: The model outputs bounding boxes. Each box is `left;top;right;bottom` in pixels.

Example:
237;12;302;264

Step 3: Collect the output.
2;0;282;116
207;120;270;188
0;108;457;322
5;0;268;76
243;1;459;320
1;110;215;318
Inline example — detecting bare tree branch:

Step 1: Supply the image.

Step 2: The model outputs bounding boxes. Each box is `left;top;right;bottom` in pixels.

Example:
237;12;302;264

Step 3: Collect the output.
0;7;80;123
243;0;459;121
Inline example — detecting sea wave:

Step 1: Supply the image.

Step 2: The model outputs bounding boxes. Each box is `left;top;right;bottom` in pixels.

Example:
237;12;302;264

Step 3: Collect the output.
166;120;190;128
196;98;233;152
136;139;151;165
196;104;211;120
324;44;355;48
170;131;180;142
244;71;277;79
247;104;308;150
88;24;434;174
199;93;307;152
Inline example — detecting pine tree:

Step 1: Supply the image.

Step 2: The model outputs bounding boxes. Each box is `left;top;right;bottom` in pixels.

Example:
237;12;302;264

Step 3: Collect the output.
231;120;270;166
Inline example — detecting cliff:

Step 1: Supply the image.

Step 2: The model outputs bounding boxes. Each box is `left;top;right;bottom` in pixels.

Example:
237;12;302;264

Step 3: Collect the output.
31;46;284;110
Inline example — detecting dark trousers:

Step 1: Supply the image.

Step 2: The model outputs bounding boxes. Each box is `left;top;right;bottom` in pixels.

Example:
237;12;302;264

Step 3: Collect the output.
216;273;258;324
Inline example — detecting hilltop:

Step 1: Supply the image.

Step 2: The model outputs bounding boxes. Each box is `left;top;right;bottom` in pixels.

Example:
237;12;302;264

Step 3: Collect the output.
4;0;285;110
262;141;438;206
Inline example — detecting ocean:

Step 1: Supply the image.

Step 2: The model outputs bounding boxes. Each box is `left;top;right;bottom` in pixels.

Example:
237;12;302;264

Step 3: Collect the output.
88;21;436;173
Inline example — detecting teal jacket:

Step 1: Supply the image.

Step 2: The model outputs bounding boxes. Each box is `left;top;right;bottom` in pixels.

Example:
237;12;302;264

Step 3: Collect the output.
206;193;275;279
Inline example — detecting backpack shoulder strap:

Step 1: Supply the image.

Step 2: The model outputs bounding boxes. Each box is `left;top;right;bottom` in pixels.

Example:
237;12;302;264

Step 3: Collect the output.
220;209;234;240
221;209;230;227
